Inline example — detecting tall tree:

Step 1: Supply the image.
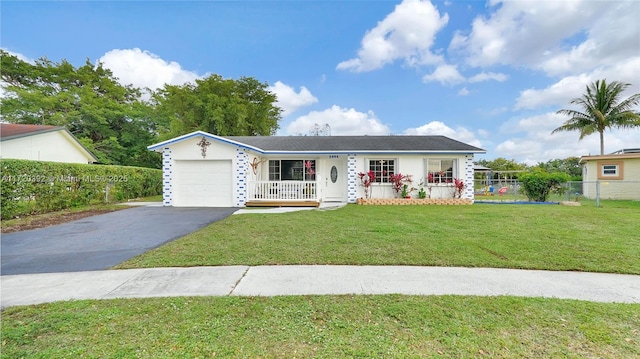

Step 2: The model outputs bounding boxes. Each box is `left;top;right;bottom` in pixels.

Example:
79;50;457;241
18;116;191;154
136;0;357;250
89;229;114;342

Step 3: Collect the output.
476;158;528;172
536;157;582;180
475;158;528;180
153;74;281;140
553;79;640;155
0;50;160;168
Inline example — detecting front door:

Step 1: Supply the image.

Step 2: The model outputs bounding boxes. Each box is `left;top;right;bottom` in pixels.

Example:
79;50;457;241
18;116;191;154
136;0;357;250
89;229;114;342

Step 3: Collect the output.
324;158;345;201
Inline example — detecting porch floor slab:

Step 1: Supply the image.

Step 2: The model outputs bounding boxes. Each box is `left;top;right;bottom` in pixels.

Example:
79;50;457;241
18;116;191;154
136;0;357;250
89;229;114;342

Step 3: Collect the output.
245;200;320;208
235;202;346;215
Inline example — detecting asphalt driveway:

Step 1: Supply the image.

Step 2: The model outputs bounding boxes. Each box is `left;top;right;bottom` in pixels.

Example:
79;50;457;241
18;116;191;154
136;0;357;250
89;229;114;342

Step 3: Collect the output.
1;206;237;275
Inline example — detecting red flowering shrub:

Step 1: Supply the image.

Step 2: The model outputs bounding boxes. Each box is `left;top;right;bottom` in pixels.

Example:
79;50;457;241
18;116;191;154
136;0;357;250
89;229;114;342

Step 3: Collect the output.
453;178;466;198
357;170;376;198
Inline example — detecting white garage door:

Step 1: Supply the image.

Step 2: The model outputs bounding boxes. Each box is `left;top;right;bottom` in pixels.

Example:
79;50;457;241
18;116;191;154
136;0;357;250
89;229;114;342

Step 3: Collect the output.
173;160;233;207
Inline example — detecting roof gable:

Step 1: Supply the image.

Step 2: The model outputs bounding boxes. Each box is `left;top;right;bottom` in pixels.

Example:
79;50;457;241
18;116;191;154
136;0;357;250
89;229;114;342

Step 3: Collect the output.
148;131;485;154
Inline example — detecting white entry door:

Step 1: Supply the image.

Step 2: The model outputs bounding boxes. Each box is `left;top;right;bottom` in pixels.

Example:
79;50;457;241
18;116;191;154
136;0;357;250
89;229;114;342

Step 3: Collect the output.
324;158;345;201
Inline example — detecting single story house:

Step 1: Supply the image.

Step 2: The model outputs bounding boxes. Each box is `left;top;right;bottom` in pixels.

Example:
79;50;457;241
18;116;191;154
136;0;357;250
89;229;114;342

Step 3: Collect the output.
0;123;97;164
148;131;485;207
580;149;640;200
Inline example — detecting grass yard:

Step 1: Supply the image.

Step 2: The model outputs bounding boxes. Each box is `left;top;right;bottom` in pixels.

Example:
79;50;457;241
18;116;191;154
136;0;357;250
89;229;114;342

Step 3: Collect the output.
117;201;640;274
4;201;639;357
2;295;638;358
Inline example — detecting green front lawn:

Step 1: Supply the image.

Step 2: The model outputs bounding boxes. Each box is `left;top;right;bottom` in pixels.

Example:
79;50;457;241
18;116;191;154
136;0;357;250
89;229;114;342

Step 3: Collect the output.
117;201;640;274
4;201;639;357
2;295;638;358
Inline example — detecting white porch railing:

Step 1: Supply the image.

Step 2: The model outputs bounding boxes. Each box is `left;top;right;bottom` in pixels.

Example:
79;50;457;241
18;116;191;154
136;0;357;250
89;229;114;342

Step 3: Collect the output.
247;181;319;201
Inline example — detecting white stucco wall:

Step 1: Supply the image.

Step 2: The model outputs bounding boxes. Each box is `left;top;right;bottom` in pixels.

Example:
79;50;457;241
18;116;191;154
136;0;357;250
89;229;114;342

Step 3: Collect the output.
0;131;94;164
349;154;475;200
159;135;250;207
248;153;475;202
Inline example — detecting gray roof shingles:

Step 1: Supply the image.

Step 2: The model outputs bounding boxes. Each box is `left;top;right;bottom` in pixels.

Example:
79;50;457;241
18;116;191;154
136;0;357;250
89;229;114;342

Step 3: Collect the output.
225;135;485;153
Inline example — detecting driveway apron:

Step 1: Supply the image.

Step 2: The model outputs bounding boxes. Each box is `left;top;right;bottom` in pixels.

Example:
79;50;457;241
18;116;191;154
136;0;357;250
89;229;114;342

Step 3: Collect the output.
1;206;237;275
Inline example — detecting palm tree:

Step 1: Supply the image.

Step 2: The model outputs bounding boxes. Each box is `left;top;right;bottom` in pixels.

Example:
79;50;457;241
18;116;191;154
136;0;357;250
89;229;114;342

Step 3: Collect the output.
553;79;640;155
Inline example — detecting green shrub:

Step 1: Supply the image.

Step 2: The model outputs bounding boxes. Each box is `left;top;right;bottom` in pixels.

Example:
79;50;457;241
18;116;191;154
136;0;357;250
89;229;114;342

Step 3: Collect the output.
519;171;570;202
1;160;161;219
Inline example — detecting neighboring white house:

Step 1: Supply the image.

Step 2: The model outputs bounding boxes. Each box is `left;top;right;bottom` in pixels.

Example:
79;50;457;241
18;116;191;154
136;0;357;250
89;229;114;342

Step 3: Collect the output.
148;131;486;207
580;149;640;200
0;124;97;164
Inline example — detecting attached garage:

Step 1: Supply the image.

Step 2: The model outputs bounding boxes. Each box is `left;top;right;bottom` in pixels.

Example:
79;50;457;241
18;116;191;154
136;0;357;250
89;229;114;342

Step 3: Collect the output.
172;160;233;207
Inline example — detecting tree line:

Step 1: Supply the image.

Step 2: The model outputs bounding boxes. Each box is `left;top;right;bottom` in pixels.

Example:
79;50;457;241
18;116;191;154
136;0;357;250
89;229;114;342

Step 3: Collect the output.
2;51;637;170
0;50;282;168
476;157;582;181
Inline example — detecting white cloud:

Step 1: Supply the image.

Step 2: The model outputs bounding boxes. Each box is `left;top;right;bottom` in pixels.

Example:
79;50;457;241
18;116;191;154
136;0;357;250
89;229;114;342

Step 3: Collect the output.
98;48;199;90
422;67;508;86
495;112;640;164
477;129;490;138
488;107;509;116
422;64;465;85
337;0;448;72
2;48;34;63
539;2;640;76
268;81;318;116
403;121;482;148
449;0;639;77
515;57;640;110
468;71;507;83
458;87;470;96
515;74;592;110
286;105;390;135
0;49;35;99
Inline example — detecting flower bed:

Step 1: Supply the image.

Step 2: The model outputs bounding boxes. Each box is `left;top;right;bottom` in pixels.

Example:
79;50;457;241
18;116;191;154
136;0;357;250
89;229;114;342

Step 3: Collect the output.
356;198;473;205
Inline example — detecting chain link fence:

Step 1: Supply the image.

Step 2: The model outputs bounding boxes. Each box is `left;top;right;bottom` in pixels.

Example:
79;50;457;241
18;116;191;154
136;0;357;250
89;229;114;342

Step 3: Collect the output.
473;180;640;206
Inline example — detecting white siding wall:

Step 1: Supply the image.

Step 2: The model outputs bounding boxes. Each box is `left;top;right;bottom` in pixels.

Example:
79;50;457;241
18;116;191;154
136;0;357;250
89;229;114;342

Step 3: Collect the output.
0;131;93;164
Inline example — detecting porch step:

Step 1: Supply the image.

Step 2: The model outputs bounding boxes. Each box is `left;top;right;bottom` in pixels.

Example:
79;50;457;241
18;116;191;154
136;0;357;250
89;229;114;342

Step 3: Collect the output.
245;201;320;208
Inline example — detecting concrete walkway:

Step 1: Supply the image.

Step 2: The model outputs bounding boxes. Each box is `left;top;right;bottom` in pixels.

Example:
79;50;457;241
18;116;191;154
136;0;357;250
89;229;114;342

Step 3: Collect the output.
2;265;639;308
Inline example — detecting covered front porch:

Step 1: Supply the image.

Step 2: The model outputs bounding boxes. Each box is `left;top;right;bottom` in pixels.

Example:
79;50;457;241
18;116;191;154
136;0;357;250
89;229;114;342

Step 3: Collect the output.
245;180;320;207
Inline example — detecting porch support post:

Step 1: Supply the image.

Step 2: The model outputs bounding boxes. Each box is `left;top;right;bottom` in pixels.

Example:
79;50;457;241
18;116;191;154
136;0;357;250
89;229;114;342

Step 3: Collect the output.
347;154;358;203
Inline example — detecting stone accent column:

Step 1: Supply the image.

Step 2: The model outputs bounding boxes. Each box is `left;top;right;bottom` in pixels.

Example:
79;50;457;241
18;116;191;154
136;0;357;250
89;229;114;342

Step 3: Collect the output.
464;154;475;200
235;148;249;207
162;148;173;206
347;154;358;203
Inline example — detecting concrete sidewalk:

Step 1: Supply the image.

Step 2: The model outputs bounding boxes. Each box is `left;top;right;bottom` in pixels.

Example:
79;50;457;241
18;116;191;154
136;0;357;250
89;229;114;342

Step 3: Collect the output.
2;266;639;308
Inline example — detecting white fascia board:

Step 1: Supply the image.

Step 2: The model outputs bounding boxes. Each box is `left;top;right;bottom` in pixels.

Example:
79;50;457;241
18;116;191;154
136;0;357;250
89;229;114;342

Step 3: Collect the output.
147;131;265;153
260;150;486;155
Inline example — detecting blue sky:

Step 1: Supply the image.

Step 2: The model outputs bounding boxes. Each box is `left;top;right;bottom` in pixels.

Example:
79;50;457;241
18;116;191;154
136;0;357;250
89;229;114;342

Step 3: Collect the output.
2;0;639;164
